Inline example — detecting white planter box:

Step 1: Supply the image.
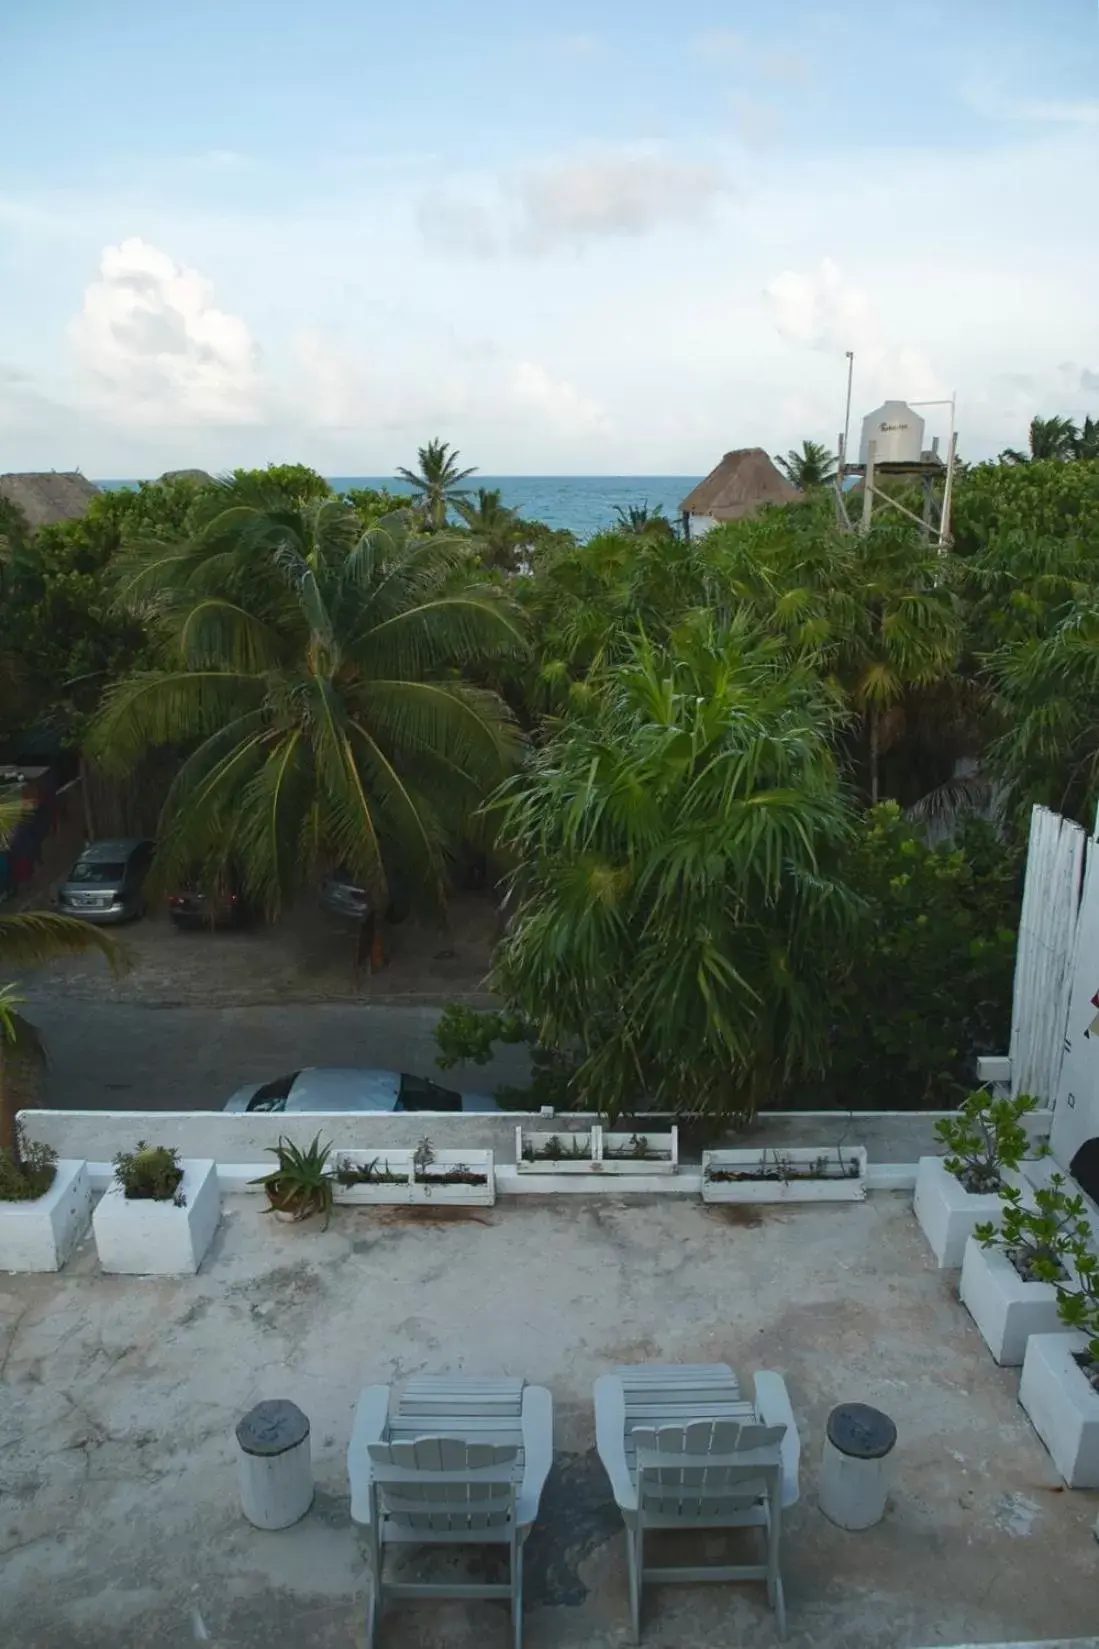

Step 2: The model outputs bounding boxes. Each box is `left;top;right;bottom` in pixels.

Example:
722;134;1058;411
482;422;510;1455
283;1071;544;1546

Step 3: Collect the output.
913;1155;1006;1269
0;1159;92;1272
516;1128;598;1174
701;1146;867;1204
600;1129;678;1175
93;1159;221;1274
333;1150;495;1207
959;1237;1065;1366
1019;1331;1099;1488
515;1126;677;1176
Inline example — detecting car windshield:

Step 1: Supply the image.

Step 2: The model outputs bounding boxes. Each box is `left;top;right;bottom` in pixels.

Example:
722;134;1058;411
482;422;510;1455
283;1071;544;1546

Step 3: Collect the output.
398;1073;463;1112
69;860;125;884
246;1071;301;1113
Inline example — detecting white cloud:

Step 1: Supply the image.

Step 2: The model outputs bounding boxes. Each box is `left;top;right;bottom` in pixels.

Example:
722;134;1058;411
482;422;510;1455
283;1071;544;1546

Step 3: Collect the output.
516;154;727;249
962;78;1099;126
423;151;731;256
510;362;610;434
67;237;264;425
765;258;872;350
290;330;369;428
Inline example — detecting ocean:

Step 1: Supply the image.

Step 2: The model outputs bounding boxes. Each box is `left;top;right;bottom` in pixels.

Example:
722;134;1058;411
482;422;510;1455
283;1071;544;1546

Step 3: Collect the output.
99;476;702;541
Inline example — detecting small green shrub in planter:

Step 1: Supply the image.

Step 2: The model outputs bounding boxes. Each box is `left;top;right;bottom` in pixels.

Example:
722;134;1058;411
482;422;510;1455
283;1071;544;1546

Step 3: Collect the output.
975;1175;1092;1283
0;1135;58;1201
1055;1247;1099;1388
935;1090;1041;1195
113;1142;185;1204
253;1134;334;1226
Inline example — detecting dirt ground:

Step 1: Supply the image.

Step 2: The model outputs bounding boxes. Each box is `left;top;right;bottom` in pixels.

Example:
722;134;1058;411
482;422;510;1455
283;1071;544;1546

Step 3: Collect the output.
16;890;502;1007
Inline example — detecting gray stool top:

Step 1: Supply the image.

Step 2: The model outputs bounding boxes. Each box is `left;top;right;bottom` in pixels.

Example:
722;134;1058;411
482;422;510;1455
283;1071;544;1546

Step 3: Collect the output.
826;1403;896;1460
236;1399;310;1457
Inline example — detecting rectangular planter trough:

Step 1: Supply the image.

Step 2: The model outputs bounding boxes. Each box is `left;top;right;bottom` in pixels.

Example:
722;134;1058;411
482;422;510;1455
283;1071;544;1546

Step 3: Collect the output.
913;1155;1008;1269
516;1128;598;1174
959;1237;1065;1366
0;1159;93;1272
701;1146;867;1204
1019;1331;1099;1488
515;1126;677;1176
333;1150;495;1206
92;1158;221;1274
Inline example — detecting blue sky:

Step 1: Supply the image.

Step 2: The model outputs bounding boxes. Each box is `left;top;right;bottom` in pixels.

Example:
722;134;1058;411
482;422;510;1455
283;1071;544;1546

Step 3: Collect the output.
1;0;1097;476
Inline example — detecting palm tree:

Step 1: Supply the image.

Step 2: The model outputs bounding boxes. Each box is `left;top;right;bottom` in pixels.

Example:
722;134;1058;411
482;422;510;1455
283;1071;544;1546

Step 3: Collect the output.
774;440;837;490
491;629;859;1119
0;800;123;1149
1000;415;1080;465
455;488;522;572
88;496;527;918
1076;416;1099;460
396;440;478;531
611;503;676;540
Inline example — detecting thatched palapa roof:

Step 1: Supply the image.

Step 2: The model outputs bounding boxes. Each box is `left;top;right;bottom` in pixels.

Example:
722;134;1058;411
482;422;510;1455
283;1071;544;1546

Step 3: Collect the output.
0;471;101;529
680;447;799;522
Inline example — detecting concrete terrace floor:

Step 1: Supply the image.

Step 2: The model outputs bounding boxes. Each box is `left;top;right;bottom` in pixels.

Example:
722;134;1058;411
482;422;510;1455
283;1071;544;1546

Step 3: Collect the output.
2;1193;1097;1649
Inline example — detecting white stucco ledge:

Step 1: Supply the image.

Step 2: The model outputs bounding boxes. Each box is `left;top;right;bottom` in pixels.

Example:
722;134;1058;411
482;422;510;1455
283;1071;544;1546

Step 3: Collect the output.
92;1158;221;1275
0;1159;92;1272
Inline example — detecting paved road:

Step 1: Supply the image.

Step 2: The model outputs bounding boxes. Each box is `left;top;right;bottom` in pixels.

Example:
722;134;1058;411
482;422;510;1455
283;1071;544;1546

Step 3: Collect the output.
24;998;532;1111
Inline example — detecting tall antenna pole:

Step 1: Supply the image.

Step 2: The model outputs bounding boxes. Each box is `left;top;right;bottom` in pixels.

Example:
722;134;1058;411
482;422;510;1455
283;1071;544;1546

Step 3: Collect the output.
842;350;855;473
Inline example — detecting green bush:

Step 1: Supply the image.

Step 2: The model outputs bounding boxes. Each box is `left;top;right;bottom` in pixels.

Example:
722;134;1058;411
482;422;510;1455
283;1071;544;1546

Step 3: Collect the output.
795;805;1020;1110
0;1138;57;1201
113;1142;184;1202
935;1090;1039;1193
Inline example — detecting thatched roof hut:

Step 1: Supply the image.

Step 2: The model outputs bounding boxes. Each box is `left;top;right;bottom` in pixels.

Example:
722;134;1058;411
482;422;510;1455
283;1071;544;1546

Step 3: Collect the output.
0;471;100;529
680;448;799;534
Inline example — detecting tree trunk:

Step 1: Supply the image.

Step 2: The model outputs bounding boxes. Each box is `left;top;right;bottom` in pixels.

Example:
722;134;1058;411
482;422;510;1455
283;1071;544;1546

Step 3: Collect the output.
869;707;881;806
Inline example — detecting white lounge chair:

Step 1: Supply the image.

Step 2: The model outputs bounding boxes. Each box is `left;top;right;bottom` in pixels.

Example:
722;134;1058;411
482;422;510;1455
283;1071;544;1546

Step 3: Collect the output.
347;1375;554;1649
594;1362;800;1641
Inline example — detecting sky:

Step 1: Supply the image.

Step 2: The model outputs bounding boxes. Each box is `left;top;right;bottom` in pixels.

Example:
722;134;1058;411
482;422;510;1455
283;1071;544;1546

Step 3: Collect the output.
1;0;1098;478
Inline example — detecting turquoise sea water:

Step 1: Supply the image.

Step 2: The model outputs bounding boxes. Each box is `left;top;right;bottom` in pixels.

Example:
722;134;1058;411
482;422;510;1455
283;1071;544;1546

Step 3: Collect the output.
100;475;702;540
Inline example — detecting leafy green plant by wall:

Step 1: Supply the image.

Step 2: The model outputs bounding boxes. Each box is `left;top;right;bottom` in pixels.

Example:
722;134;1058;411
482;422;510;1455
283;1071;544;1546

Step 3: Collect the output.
795;806;1020;1111
975;1175;1089;1282
113;1142;184;1202
0;1136;57;1201
935;1090;1040;1193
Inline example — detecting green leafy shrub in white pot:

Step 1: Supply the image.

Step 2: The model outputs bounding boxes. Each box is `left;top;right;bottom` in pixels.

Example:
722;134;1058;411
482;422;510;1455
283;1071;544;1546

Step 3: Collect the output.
913;1090;1041;1268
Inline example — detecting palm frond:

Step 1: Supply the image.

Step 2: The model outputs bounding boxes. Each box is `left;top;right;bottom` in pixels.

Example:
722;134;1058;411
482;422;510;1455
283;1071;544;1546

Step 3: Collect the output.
0;912;128;973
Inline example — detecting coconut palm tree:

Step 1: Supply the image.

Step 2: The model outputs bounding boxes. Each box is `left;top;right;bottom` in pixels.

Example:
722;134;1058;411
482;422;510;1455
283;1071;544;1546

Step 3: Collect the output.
0;800;123;1148
455;488;523;571
396;440;478;531
1076;416;1099;461
88;497;527;918
1000;415;1080;465
774;440;836;490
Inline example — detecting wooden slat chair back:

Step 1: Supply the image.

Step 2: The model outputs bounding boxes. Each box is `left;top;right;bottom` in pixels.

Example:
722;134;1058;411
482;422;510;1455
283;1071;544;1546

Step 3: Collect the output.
367;1436;519;1538
633;1419;785;1523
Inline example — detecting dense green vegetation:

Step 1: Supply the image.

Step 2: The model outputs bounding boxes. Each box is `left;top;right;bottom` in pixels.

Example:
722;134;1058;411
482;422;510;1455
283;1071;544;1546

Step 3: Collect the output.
4;426;1099;1117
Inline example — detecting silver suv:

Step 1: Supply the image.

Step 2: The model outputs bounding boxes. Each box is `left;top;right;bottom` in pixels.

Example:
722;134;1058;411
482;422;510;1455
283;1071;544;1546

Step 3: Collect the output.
57;838;154;924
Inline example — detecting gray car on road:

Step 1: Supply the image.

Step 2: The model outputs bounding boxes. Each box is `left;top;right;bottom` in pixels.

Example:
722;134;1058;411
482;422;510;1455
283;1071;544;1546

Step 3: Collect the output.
56;838;154;924
223;1066;499;1114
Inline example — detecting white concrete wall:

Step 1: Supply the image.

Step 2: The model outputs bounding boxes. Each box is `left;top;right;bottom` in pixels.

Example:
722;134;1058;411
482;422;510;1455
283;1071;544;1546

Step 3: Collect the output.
18;1107;1052;1168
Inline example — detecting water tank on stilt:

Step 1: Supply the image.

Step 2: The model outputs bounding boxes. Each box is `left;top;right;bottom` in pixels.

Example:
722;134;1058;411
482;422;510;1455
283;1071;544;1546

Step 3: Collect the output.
859;400;925;465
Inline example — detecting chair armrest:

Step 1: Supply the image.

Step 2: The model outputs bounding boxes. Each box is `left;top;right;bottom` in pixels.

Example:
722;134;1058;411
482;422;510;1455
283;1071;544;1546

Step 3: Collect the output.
347;1385;390;1526
753;1371;800;1508
517;1384;555;1529
594;1374;637;1512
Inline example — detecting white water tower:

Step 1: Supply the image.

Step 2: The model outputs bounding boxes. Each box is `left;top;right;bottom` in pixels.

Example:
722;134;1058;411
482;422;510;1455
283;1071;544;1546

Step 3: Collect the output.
858;399;925;466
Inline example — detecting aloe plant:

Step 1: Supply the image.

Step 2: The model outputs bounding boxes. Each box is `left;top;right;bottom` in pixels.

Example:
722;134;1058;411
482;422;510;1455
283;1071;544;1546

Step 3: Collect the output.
252;1134;334;1225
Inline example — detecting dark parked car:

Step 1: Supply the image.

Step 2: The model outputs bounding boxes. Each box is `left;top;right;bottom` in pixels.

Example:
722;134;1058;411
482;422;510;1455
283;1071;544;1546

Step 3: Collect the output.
223;1067;498;1113
168;873;252;930
56;838;154;924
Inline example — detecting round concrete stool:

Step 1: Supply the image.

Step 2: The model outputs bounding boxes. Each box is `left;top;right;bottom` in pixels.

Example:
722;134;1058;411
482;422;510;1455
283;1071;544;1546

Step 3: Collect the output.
236;1399;314;1530
819;1403;896;1530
